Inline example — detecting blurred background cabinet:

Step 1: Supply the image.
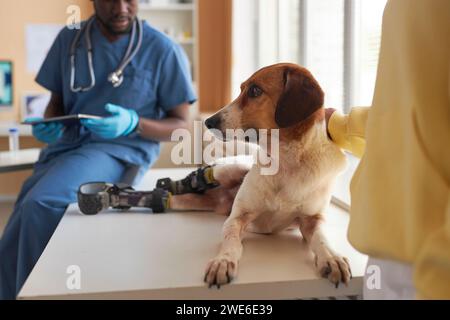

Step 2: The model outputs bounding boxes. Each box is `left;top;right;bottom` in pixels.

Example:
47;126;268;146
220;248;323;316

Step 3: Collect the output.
138;0;198;89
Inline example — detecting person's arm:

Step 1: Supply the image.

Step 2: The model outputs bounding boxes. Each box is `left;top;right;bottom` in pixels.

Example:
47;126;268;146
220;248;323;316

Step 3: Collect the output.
137;103;190;142
325;107;370;158
135;43;196;142
43;92;65;118
83;42;196;141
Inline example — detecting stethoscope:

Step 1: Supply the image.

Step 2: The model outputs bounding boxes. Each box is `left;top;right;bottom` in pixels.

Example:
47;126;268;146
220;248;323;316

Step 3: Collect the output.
69;15;143;93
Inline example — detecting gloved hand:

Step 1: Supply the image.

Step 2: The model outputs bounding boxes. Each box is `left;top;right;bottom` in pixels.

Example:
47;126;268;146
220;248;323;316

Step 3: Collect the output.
25;117;64;144
81;103;139;139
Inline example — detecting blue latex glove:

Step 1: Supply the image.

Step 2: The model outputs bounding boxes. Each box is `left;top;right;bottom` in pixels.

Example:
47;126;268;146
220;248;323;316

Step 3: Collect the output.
81;104;139;139
25;117;63;144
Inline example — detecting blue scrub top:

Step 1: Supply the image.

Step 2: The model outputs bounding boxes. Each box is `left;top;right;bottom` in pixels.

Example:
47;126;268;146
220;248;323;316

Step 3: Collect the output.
35;19;197;167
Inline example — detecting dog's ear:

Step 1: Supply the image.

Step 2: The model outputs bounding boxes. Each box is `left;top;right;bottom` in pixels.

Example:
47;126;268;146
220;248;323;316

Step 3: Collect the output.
275;67;324;128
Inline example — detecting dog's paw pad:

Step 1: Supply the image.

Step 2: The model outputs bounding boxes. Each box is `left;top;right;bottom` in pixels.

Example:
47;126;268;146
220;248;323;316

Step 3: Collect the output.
204;257;238;287
315;255;352;287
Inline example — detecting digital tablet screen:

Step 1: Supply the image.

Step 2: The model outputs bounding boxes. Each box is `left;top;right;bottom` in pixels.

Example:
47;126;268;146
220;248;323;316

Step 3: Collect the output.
22;114;103;126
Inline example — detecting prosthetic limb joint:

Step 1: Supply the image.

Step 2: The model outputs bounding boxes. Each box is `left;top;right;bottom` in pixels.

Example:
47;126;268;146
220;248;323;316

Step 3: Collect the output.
77;165;219;215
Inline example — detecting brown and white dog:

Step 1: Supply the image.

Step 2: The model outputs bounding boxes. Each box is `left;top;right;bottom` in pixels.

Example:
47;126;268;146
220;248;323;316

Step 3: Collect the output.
170;63;350;288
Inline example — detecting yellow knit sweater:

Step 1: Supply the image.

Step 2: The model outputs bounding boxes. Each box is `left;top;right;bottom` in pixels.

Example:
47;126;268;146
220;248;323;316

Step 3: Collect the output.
328;0;450;299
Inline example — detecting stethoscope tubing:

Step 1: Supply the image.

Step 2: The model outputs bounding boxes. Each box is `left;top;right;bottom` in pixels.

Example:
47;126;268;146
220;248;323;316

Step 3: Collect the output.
69;15;142;92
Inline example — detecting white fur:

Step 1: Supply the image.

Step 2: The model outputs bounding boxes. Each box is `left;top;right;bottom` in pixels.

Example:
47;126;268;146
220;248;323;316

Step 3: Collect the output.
204;63;352;288
204;121;352;287
232;122;346;233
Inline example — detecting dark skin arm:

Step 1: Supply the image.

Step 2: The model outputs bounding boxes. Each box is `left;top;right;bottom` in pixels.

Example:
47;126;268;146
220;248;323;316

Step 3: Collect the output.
137;103;190;142
44;93;65;118
43;92;190;142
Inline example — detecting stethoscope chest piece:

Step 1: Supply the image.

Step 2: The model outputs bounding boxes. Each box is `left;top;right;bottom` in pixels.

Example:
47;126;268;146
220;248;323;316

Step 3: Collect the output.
108;72;124;88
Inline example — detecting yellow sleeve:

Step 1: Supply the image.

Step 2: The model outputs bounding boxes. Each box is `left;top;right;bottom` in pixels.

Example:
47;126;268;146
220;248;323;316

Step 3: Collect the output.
328;107;370;158
414;193;450;299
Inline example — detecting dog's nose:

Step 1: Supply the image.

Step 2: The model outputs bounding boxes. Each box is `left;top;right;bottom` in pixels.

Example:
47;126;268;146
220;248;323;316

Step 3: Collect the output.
205;115;221;130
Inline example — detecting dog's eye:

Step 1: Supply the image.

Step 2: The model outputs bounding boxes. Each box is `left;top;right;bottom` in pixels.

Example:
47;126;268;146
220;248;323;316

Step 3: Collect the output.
248;85;263;98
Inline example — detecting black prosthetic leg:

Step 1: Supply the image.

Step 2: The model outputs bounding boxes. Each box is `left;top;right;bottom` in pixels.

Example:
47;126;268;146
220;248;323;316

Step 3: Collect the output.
77;166;220;215
77;182;170;215
156;165;219;195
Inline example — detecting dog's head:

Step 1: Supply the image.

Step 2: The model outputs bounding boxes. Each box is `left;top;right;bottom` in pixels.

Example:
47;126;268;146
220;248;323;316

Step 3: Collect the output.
205;63;324;140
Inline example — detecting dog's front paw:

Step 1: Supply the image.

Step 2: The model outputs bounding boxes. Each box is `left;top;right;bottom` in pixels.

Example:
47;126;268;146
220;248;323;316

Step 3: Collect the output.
204;256;238;288
315;254;352;288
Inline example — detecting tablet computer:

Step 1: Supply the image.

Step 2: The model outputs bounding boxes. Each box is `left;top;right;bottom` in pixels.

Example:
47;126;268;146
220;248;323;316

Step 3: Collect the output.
22;114;103;126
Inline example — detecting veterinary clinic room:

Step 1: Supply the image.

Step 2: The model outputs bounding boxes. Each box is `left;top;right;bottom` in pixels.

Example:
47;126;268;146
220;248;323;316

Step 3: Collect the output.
0;0;448;304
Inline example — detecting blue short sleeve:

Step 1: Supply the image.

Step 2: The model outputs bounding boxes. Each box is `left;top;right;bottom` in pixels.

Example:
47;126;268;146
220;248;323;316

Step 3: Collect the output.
35;28;65;94
157;44;197;112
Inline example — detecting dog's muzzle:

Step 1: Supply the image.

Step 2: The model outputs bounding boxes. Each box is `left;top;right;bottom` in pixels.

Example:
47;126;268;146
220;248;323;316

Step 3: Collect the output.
205;114;222;130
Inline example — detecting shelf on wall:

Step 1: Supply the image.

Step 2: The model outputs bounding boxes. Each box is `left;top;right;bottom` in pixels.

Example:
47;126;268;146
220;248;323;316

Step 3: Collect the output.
177;38;194;45
139;3;194;11
139;0;198;101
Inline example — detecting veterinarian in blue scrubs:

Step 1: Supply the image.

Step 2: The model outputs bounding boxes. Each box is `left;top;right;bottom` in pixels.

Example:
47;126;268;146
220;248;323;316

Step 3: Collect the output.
0;0;196;299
